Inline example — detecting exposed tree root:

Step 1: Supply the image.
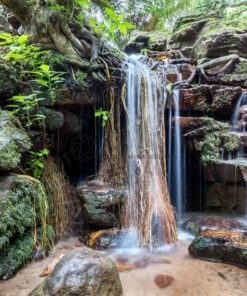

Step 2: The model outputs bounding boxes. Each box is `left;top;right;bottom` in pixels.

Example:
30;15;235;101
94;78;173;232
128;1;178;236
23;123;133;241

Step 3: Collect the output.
173;54;247;88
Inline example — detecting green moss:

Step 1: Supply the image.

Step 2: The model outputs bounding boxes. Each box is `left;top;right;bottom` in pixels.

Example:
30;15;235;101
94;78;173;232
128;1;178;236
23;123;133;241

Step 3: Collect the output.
0;111;31;170
0;175;54;279
221;133;241;152
0;176;35;249
195;118;229;164
0;226;54;280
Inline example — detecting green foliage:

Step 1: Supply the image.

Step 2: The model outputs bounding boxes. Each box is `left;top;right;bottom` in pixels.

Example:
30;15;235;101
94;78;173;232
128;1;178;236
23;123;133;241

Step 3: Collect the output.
1;33;65;127
95;109;109;127
75;70;88;86
89;7;135;42
26;149;49;179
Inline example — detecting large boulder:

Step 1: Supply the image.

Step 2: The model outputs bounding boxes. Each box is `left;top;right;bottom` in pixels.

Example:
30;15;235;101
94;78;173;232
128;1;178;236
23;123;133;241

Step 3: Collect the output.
188;216;247;267
30;248;122;296
169;13;219;56
77;180;126;227
125;31;167;54
0;110;31;171
192;27;247;59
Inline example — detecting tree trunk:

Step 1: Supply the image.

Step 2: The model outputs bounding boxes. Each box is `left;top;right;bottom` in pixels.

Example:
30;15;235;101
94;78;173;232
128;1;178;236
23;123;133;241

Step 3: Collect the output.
0;0;97;68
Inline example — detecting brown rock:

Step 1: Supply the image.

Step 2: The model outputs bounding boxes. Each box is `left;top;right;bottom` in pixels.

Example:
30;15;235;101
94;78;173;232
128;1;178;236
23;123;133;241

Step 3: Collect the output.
154;274;174;288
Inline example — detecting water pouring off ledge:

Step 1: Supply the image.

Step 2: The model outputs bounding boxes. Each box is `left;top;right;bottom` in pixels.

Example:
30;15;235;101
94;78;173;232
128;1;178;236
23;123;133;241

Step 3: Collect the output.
123;55;177;248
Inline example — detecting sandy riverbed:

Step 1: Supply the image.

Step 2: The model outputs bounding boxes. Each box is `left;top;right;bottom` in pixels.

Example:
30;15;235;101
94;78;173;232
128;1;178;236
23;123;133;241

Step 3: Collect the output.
0;235;246;296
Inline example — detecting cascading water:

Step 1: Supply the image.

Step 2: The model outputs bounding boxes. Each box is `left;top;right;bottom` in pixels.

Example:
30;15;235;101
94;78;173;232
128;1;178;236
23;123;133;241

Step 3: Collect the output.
124;55;177;248
166;66;185;215
230;91;247;159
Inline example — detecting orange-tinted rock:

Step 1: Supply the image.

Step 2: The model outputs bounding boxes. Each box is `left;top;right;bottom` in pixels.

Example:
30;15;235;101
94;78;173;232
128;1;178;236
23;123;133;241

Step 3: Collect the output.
154;274;175;288
188;216;247;267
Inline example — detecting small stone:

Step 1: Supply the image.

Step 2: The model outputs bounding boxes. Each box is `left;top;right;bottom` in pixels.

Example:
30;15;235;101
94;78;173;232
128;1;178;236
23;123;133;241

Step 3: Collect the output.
134;258;149;268
154;274;175;288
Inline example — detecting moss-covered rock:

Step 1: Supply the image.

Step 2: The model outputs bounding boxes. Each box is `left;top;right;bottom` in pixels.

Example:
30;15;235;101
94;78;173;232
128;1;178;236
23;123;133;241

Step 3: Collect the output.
76;180;126;227
125;30;167;54
221;133;241;152
219;61;247;87
189;217;247;267
0;227;54;280
0;110;31;171
192;19;247;59
0;175;54;279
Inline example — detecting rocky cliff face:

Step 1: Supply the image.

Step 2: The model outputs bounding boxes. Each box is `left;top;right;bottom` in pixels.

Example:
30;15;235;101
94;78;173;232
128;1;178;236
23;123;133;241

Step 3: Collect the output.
126;13;247;215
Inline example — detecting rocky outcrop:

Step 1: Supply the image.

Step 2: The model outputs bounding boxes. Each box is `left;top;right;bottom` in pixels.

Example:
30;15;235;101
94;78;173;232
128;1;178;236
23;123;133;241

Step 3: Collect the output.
188;216;247;267
0;111;31;171
192;28;247;59
30;248;122;296
125;31;167;53
169;13;247;59
77;180;126;227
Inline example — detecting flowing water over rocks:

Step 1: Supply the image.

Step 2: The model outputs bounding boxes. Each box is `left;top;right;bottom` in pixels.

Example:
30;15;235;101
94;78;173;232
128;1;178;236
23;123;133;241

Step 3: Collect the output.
124;55;176;248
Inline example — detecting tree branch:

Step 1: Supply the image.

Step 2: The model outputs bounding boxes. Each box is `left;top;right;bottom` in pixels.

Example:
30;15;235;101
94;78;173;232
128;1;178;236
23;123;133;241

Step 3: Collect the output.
0;0;31;26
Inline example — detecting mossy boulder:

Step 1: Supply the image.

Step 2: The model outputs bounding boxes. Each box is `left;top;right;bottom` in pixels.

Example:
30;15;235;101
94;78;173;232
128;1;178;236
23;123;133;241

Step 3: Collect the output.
189;216;247;267
169;12;219;55
212;87;242;115
0;175;54;279
219;61;247;87
30;248;122;296
125;30;167;54
192;19;247;59
0;110;31;171
190;85;242;115
77;180;126;227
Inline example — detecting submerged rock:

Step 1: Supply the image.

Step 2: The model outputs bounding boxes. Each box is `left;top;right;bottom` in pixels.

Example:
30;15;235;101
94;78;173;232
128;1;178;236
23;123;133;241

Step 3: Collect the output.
30;248;122;296
188;216;247;267
77;180;126;227
0;110;31;171
154;274;175;289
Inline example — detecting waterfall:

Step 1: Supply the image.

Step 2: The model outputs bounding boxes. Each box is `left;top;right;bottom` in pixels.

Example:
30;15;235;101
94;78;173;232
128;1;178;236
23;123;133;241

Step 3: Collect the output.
124;55;177;248
166;67;185;215
173;84;183;214
231;92;247;132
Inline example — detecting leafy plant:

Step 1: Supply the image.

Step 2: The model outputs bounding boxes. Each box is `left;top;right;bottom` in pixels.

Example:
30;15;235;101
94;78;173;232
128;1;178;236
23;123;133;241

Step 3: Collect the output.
27;149;49;178
1;33;65;126
32;64;65;104
89;7;135;42
95;110;109;127
8;93;46;127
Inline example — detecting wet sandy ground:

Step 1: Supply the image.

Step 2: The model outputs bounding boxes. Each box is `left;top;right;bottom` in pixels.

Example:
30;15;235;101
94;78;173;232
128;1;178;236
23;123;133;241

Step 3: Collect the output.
0;235;247;296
